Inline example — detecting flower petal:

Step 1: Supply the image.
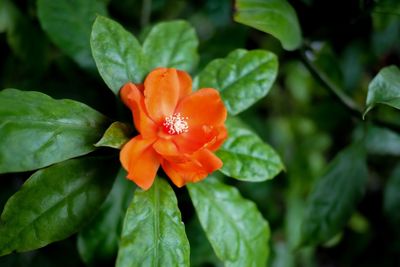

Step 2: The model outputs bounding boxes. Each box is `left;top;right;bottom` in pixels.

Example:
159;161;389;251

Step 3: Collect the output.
161;160;208;187
176;69;192;100
153;138;187;163
120;83;157;138
120;136;160;190
172;125;218;153
192;148;223;173
144;68;180;123
206;125;228;151
176;88;227;127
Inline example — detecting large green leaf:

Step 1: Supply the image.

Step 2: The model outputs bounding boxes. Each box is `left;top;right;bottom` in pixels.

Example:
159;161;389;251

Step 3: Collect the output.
217;117;283;181
196;49;278;115
0;89;109;173
0;156;118;256
91;16;147;94
384;164;400;226
300;143;368;246
188;176;270;267
234;0;302;51
78;169;134;265
37;0;107;70
364;65;400;116
116;178;190;267
143;20;199;72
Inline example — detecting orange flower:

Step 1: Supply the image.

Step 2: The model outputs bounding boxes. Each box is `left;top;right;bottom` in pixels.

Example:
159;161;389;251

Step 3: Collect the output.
119;68;228;190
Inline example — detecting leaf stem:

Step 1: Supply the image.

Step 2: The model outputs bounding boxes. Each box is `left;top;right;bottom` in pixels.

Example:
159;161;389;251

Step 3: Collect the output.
298;46;363;117
298;45;400;133
141;0;152;28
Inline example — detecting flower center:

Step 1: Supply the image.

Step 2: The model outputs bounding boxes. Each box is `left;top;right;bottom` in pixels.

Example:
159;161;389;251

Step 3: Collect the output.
163;113;189;135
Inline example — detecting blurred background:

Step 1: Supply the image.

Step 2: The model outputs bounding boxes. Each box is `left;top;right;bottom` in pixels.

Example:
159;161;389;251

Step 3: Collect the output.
0;0;400;266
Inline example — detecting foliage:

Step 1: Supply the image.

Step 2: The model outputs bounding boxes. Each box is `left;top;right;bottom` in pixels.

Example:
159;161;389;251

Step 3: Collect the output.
0;0;399;266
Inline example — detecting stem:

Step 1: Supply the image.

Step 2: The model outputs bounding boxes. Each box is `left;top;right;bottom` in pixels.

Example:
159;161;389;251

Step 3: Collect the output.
298;45;400;133
141;0;152;28
298;47;363;117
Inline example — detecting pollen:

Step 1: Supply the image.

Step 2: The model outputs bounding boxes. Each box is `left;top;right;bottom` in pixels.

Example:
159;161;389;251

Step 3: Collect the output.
163;113;189;135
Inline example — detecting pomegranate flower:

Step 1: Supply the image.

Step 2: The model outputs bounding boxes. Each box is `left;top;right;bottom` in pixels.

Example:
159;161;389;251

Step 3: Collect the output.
119;68;228;190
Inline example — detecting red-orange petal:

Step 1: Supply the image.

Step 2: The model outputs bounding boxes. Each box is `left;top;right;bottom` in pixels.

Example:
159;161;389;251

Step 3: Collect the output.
176;69;192;100
120;136;160;190
144;68;180;123
153;138;188;163
120;83;157;138
161;160;208;187
206;125;228;152
192;149;223;173
172;125;218;154
176;88;227;128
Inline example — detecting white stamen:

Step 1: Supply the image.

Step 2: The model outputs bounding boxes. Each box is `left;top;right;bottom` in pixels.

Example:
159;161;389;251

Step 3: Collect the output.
163;113;189;134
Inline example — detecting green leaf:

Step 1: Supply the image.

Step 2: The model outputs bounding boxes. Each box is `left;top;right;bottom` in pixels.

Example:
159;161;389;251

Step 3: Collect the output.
234;0;302;51
116;178;190;267
0;0;17;33
354;125;400;156
91;16;147;95
188;176;270;267
384;164;400;226
0;89;109;173
364;65;400;116
37;0;107;70
143;20;199;72
300;143;368;247
196;49;278;115
217;117;283;181
95;122;133;149
77;169;134;265
0;156;119;256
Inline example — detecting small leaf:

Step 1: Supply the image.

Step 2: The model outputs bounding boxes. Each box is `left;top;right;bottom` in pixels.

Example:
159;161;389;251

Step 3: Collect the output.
196;49;278;115
384;164;400;226
116;178;190;267
188;176;270;267
300;143;368;247
143;20;199;72
234;0;302;50
217;117;283;181
0;89;109;173
0;156;119;256
91;16;147;94
364;65;400;116
37;0;107;70
78;169;134;265
95;122;133;149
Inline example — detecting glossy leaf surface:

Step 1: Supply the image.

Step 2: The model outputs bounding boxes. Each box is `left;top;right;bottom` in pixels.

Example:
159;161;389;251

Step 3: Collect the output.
0;156;118;256
0;89;109;173
116;178;190;267
143;20;199;72
217;118;283;181
188;176;270;267
91;16;146;94
234;0;302;50
95;122;133;149
197;49;278;115
365;65;400;116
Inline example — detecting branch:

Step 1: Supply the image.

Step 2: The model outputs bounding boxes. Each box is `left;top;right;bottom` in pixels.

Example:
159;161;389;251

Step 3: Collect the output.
298;46;400;133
